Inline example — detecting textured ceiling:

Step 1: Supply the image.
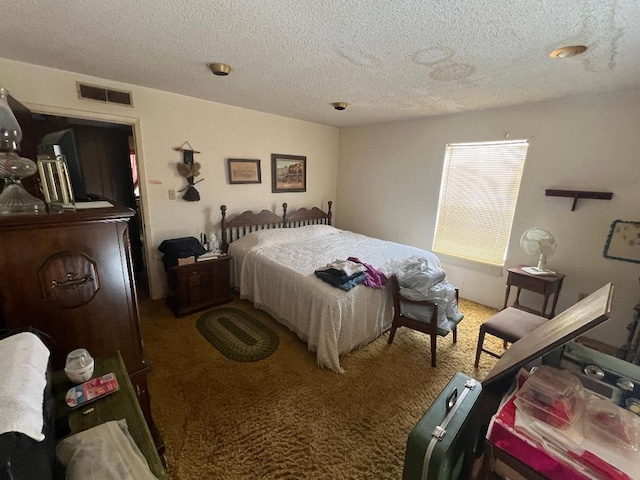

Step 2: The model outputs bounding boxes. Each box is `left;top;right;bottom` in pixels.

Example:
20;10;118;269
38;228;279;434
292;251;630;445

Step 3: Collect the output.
2;0;640;127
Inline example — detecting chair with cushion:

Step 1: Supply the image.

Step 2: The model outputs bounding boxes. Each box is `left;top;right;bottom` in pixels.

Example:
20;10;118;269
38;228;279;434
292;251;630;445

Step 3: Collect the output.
474;307;548;368
387;274;462;367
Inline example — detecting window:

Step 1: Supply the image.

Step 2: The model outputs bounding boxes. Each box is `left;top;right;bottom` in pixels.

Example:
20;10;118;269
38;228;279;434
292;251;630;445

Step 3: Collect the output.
432;140;529;271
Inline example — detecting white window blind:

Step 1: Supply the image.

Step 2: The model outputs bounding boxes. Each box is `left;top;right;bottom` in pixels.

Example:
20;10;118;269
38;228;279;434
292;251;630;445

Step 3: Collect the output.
432;140;528;267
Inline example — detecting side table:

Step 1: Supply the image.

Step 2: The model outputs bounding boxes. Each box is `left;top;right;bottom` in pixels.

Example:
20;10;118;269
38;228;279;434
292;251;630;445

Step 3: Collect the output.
166;255;233;317
503;266;565;318
53;351;166;479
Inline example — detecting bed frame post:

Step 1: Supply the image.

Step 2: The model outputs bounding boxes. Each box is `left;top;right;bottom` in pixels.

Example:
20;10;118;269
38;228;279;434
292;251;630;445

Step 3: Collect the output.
327;201;332;225
282;202;288;227
220;205;228;252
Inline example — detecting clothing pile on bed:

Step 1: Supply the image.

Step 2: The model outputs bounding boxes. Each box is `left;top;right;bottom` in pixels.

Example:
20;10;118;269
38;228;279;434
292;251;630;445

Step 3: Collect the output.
314;257;387;291
391;255;463;333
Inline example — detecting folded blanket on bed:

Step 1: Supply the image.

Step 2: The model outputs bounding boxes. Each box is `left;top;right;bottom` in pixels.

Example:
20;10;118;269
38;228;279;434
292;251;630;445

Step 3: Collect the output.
314;269;367;291
315;259;366;276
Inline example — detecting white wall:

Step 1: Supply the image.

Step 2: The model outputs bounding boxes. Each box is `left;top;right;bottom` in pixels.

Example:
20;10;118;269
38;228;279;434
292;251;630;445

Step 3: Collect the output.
1;58;339;300
4;57;638;348
338;90;640;348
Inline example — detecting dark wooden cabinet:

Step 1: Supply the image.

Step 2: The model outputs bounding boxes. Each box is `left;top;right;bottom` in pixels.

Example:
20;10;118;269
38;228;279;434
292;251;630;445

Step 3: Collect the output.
166;256;233;317
0;203;158;444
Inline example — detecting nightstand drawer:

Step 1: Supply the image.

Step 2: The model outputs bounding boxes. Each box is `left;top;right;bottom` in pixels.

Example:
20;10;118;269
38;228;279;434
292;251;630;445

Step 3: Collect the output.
509;272;547;294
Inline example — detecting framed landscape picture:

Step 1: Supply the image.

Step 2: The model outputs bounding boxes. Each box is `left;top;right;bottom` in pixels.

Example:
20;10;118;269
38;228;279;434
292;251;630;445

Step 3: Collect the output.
228;159;261;184
271;154;306;193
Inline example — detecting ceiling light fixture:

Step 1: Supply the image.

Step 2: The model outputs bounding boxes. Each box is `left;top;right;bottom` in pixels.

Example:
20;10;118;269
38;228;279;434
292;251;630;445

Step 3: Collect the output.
332;102;348;111
549;46;587;59
208;63;232;76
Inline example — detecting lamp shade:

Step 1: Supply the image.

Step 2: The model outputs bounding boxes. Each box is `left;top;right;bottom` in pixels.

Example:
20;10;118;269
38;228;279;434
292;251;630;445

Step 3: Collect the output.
0;88;22;151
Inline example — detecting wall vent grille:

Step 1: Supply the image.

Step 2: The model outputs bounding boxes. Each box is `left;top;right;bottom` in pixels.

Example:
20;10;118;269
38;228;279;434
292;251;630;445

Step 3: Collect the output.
77;82;133;107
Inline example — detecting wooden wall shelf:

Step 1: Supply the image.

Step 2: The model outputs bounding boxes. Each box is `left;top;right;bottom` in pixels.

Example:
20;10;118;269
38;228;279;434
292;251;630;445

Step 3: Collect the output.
545;189;613;211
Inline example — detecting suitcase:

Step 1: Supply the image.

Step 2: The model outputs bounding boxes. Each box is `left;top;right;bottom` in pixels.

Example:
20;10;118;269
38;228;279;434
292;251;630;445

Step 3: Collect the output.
403;372;483;480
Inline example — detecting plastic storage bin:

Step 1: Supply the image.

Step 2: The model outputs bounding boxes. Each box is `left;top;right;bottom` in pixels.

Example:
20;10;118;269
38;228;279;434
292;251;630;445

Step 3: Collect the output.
584;396;639;451
515;365;585;428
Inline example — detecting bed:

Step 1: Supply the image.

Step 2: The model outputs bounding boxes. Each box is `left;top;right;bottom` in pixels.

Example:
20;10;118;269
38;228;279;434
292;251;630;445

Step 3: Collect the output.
220;202;442;373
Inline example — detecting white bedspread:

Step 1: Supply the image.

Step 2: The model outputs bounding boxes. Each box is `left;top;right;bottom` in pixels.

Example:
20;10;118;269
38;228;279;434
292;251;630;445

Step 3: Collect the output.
229;226;440;372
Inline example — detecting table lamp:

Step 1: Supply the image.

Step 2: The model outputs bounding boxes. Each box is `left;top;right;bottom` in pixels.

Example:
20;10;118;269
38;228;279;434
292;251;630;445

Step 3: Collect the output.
0;87;46;215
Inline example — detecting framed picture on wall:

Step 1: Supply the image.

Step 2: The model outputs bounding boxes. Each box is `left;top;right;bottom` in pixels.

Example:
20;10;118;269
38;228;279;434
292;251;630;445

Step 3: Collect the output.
603;219;640;264
271;154;306;193
228;158;261;184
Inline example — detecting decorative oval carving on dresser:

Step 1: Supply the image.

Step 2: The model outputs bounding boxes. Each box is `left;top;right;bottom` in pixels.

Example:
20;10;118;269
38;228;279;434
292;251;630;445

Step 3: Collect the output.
38;251;100;308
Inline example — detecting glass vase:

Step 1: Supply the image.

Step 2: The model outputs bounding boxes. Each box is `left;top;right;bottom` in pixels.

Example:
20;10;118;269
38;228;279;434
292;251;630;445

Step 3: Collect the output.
0;151;46;215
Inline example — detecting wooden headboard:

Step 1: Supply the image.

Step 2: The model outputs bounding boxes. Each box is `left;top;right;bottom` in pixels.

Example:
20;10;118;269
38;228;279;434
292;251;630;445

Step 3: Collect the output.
220;201;332;251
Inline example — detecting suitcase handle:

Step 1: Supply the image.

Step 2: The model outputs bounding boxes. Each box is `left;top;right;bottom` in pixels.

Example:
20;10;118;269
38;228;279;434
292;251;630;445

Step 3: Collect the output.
445;388;458;413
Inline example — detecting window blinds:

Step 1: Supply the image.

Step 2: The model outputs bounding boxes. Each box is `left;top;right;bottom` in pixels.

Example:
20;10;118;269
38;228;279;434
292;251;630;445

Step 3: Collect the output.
432;140;528;267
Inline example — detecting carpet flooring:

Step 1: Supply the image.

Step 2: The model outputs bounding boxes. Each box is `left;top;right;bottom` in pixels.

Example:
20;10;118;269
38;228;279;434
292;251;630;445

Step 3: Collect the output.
139;295;503;480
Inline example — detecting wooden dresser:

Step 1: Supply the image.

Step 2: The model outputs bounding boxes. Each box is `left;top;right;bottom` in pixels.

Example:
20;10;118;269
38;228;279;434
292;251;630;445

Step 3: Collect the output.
0;202;158;446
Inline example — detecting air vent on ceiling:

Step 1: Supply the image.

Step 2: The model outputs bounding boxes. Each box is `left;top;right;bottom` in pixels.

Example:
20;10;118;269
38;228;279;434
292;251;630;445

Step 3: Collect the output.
77;82;133;107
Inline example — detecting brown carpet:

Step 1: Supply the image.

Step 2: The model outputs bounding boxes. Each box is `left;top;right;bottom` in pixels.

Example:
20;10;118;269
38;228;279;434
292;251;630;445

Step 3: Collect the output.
140;295;503;480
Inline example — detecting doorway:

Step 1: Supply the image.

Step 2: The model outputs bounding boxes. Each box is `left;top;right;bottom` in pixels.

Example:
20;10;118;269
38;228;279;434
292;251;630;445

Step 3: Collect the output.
16;110;149;299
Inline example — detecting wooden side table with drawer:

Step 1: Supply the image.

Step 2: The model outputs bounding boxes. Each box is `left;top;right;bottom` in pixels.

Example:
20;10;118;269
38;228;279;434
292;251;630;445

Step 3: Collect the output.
502;265;565;318
166;255;233;317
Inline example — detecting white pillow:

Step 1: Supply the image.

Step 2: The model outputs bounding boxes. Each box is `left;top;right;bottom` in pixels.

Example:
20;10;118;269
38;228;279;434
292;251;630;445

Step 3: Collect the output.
230;224;339;251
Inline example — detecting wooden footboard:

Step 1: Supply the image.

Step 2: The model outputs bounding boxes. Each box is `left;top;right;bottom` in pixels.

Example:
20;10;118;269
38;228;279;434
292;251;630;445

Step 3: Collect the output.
220;201;333;251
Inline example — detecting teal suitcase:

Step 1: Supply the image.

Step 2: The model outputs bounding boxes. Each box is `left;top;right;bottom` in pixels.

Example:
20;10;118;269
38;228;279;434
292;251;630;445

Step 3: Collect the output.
402;372;483;480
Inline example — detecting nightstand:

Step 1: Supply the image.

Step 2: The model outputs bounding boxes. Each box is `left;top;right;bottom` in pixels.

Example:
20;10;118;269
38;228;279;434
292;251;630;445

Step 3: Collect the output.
166;255;233;317
503;265;565;318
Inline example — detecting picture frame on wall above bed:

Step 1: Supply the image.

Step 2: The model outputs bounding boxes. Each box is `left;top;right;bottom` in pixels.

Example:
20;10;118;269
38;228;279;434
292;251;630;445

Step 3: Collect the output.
271;154;306;193
228;158;261;184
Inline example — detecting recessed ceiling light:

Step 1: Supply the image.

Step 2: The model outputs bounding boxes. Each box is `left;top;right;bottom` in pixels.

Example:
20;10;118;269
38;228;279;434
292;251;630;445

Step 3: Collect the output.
331;102;348;111
549;46;587;59
208;63;232;76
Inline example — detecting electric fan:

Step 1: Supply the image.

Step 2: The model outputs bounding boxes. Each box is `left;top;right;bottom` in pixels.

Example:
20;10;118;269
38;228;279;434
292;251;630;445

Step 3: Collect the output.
520;228;557;275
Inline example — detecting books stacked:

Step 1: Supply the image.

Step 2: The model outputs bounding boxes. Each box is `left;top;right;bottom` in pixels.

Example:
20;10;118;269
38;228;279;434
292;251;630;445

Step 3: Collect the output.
197;250;224;262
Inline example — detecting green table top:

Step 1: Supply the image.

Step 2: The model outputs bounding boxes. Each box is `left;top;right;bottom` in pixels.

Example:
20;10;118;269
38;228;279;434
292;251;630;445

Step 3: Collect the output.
54;351;166;479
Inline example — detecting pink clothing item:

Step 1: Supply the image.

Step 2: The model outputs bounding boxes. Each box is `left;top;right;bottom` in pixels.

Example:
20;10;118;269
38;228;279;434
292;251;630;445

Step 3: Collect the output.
347;257;387;288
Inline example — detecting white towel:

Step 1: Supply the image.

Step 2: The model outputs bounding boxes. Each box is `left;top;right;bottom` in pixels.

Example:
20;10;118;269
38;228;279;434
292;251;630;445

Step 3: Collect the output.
0;332;50;441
